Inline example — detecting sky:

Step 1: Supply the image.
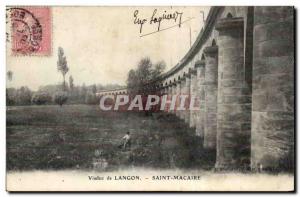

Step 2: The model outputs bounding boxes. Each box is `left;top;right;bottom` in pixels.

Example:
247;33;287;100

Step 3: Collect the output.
7;6;210;90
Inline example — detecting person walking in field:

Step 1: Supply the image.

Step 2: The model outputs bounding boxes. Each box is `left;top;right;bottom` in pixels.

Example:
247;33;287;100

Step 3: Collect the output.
122;132;131;150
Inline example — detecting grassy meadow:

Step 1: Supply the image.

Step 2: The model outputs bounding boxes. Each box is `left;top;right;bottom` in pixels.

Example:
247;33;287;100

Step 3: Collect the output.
7;105;209;171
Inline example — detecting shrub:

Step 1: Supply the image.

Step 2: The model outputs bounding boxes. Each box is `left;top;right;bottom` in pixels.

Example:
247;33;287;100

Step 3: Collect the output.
17;87;32;105
6;89;16;106
53;91;68;106
85;93;98;105
31;92;52;105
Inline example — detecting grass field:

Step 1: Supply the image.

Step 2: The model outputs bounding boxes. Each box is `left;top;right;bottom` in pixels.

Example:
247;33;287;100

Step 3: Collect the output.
7;105;209;171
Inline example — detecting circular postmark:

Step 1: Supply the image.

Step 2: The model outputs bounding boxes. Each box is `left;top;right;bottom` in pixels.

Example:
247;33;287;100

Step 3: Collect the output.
9;8;43;55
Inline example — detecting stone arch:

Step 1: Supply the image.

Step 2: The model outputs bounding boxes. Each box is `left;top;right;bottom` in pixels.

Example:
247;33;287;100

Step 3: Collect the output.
201;54;205;60
226;12;233;18
212;39;217;46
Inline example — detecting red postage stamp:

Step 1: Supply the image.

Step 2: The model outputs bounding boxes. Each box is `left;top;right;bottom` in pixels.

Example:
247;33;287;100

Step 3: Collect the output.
10;7;51;55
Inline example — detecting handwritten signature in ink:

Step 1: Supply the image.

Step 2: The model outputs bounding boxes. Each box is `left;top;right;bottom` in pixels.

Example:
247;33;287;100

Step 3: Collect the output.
133;9;183;36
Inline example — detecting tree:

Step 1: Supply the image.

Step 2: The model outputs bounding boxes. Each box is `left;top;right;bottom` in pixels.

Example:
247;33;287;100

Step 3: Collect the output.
53;91;68;106
127;69;137;94
6;87;33;106
6;88;16;105
7;70;13;81
38;84;61;95
126;57;166;94
57;47;69;91
152;61;166;78
69;75;74;91
85;92;98;105
16;86;32;105
136;57;152;84
97;84;104;91
31;92;52;105
130;57;152;94
79;83;88;103
91;84;97;94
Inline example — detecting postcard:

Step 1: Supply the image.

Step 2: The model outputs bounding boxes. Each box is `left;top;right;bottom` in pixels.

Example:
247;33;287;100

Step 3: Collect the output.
6;6;295;191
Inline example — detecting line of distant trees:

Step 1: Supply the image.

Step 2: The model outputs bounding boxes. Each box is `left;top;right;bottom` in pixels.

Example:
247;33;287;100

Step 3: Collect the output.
7;50;166;106
7;46;125;106
6;83;124;106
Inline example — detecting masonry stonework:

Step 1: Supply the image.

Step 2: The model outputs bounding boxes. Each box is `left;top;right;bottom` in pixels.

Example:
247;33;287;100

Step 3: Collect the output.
184;75;191;124
203;45;218;150
189;68;198;128
195;60;206;138
97;6;294;172
251;6;294;170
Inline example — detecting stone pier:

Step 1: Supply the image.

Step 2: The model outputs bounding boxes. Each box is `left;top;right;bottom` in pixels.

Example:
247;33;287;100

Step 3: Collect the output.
189;68;198;128
171;83;176;114
179;79;186;120
203;45;218;149
251;7;294;171
184;75;191;124
215;16;252;169
195;60;206;138
175;80;181;118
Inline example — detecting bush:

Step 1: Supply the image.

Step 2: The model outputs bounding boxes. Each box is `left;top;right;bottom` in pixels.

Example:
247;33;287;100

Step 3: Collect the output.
7;87;33;106
85;93;98;105
17;87;32;105
31;92;52;105
6;89;16;106
53;91;68;106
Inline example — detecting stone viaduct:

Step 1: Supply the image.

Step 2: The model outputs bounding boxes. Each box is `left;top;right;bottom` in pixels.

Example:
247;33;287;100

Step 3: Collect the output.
97;6;294;171
97;88;128;96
